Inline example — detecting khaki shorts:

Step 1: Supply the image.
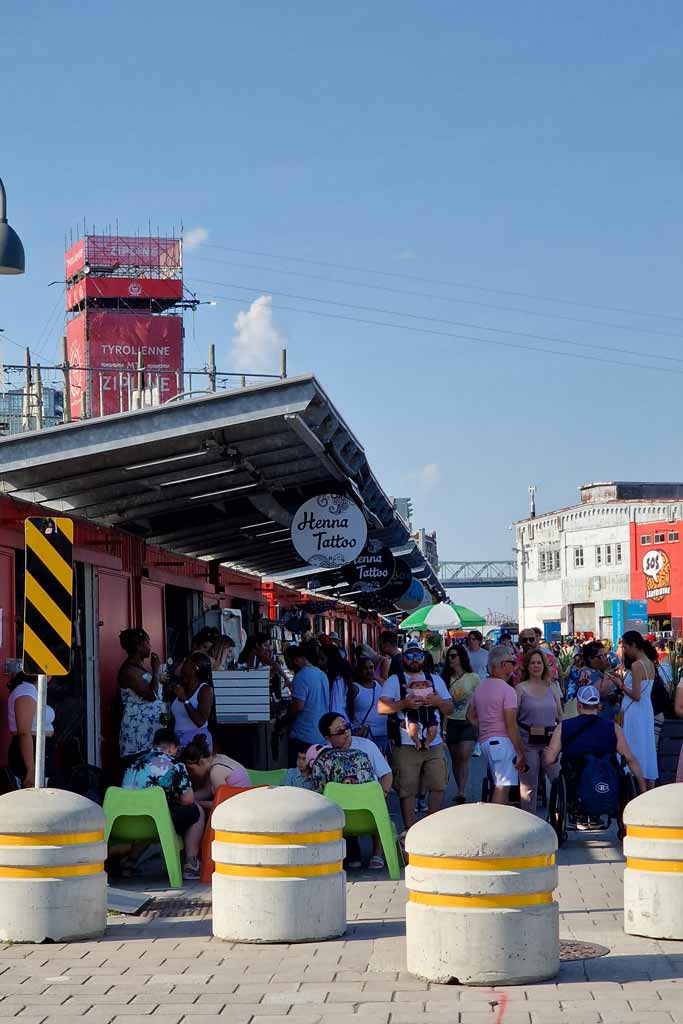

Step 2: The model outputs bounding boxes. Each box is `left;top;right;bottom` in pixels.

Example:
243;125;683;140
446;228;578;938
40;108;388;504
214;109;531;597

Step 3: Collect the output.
392;743;448;799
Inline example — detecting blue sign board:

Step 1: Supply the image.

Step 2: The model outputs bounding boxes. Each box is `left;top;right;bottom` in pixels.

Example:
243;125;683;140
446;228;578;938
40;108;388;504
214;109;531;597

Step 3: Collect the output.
612;600;649;648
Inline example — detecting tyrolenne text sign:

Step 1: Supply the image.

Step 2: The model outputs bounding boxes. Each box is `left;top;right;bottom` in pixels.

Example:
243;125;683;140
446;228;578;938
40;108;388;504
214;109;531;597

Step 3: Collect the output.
342;540;395;592
291;495;368;568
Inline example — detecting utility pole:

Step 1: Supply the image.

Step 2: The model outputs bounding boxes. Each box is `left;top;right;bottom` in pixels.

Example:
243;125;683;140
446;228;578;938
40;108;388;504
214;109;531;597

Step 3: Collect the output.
34;364;43;430
208;343;217;392
529;484;537;519
22;347;32;431
61;335;71;423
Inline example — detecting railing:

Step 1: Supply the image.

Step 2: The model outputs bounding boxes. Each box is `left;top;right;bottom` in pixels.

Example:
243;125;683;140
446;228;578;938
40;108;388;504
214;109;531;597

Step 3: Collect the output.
439;560;517;588
0;345;288;435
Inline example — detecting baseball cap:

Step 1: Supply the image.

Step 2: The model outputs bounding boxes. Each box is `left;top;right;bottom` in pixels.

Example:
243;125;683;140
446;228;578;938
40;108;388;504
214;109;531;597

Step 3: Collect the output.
304;743;325;767
577;684;600;706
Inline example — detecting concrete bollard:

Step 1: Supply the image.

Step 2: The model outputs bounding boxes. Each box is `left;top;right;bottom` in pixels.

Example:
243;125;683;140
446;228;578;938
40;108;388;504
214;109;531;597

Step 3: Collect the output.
623;783;683;939
405;804;559;985
212;786;346;942
0;788;107;942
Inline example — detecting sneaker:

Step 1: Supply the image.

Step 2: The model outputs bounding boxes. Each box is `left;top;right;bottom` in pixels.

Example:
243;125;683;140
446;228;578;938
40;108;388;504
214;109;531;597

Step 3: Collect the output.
345;859;362;870
588;816;604;830
472;743;482;757
183;856;200;881
576;816;590;831
415;794;428;813
368;855;384;871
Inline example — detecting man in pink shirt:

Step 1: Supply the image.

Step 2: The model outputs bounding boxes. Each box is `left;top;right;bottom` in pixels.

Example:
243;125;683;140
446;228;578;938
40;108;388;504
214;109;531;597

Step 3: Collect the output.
468;647;527;804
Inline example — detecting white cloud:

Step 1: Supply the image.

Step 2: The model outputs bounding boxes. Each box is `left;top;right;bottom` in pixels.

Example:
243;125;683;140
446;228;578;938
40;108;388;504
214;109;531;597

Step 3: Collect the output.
184;227;209;251
231;295;286;372
395;247;417;261
420;463;441;486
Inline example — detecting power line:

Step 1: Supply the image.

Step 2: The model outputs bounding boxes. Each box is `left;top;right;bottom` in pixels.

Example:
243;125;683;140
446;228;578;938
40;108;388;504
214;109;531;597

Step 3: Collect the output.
190;275;683;367
184;284;683;376
194;253;683;344
199;242;683;326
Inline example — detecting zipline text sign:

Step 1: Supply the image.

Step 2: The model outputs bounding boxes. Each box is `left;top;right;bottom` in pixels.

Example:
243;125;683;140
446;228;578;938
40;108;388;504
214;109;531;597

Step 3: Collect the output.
291;494;368;569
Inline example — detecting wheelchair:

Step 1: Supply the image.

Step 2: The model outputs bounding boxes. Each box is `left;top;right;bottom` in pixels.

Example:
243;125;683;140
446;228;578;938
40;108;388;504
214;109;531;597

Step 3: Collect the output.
547;754;639;847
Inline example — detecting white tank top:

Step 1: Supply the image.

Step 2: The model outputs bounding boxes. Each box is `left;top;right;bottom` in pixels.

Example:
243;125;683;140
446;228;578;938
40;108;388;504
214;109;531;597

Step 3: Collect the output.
8;682;55;735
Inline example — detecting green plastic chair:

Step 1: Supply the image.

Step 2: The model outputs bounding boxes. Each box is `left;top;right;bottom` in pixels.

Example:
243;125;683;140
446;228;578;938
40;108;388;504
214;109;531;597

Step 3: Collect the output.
104;786;184;889
322;781;402;881
246;768;287;786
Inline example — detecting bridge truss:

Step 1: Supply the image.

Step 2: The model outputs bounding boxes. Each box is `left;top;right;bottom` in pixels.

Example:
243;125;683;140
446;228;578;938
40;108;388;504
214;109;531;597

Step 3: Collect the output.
438;560;517;588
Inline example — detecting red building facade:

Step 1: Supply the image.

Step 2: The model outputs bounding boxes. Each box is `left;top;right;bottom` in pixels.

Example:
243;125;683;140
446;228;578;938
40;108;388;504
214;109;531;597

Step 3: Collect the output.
630;520;683;633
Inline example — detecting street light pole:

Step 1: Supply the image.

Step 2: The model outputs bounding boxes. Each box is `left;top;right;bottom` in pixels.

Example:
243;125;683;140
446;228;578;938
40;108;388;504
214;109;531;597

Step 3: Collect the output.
0;177;25;275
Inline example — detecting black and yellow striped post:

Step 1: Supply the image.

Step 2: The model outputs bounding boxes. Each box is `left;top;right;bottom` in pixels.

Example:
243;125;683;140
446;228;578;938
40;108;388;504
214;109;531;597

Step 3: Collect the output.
23;517;74;677
22;517;74;787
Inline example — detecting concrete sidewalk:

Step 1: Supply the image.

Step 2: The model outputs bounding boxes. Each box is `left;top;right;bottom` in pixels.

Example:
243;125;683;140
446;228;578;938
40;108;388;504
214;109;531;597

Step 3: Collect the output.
0;826;682;1024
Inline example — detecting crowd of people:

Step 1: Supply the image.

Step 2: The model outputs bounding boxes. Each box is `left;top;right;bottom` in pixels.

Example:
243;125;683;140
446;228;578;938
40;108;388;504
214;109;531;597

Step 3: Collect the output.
8;622;683;880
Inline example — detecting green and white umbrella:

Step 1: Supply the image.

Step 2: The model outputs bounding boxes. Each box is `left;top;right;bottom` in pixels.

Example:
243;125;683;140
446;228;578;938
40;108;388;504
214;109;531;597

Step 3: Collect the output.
399;602;463;631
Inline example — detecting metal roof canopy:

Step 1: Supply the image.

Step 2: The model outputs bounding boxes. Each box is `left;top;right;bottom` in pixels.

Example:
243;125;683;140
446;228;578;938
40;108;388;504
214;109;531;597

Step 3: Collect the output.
0;375;445;604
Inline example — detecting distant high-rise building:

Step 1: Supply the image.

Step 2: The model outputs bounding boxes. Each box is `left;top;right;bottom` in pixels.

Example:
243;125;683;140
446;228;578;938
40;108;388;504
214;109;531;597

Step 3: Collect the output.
391;496;414;529
0;387;63;435
413;527;439;571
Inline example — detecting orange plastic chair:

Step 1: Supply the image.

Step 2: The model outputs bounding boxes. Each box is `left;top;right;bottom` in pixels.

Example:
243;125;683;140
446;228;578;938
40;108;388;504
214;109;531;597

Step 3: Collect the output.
199;784;262;882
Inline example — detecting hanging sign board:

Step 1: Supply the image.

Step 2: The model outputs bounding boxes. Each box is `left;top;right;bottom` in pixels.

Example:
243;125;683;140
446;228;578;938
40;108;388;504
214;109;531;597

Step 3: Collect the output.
23;517;74;676
355;556;413;607
291;494;367;568
342;540;396;592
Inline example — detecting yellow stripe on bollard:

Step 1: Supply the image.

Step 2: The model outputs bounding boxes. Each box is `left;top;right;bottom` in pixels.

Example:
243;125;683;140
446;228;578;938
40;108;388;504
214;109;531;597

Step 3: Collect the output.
0;863;104;879
408;890;553;908
215;829;343;846
626;857;683;873
0;832;104;847
215;861;342;878
409;853;555;871
626;826;683;841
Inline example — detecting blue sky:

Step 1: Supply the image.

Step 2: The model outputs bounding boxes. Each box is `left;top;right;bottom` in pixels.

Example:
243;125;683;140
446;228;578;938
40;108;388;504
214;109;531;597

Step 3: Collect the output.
3;2;683;619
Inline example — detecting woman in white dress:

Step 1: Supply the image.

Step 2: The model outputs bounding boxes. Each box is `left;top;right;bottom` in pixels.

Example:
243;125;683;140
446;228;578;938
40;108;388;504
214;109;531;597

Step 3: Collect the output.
618;630;658;790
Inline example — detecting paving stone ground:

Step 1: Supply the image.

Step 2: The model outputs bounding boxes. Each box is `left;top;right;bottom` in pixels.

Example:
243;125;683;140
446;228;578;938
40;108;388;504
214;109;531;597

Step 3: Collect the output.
0;825;682;1024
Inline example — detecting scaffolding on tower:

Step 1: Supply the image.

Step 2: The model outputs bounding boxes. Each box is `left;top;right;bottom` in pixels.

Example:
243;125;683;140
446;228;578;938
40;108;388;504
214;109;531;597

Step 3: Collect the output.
64;226;188;419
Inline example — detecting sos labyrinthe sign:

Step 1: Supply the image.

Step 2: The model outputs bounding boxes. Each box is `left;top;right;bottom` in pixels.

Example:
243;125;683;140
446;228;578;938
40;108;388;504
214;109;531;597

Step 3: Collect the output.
291;495;368;569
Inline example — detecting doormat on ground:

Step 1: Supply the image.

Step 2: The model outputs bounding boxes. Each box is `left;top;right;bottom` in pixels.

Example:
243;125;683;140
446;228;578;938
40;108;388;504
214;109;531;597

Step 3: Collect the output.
137;891;212;919
559;940;609;960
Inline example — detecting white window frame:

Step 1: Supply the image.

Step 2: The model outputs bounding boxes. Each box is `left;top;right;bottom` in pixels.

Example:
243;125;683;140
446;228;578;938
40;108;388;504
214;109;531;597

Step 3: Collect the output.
669;532;679;543
539;552;547;573
553;550;561;571
654;532;665;544
605;544;613;565
574;546;584;568
615;543;623;564
641;535;652;545
596;546;602;565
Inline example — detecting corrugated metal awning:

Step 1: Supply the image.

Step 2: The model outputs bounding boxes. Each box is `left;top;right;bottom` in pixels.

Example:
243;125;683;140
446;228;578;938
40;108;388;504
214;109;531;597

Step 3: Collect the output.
0;375;445;606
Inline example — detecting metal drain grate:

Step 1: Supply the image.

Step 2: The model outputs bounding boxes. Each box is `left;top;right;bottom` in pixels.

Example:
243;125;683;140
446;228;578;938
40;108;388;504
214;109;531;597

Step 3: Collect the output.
559;940;609;961
139;892;211;919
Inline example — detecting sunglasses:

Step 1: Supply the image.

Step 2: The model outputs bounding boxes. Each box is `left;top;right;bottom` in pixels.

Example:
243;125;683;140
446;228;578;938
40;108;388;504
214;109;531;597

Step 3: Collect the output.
447;652;460;659
329;724;351;737
404;650;425;660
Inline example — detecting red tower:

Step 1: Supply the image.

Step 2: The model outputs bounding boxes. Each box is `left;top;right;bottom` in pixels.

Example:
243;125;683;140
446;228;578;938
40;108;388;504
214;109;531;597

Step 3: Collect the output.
64;232;185;418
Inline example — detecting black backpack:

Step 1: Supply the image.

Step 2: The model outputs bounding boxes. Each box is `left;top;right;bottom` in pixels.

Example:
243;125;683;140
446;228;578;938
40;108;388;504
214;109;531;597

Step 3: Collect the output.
578;752;620;816
651;664;674;718
387;670;435;747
